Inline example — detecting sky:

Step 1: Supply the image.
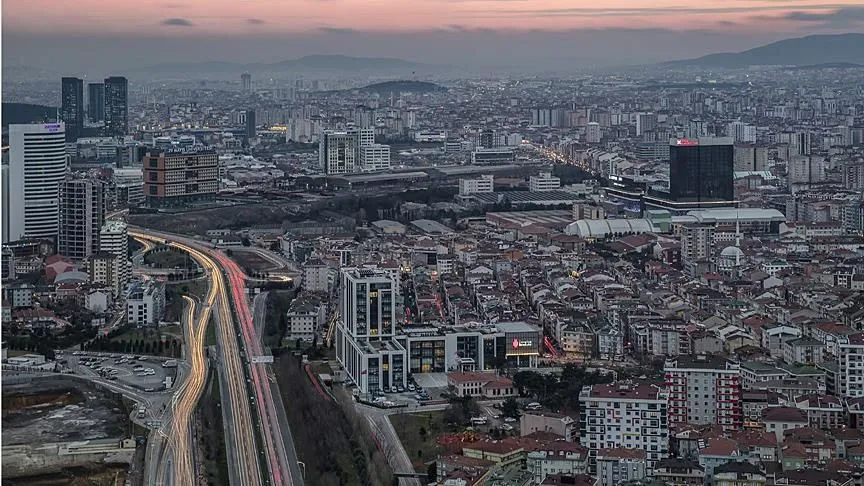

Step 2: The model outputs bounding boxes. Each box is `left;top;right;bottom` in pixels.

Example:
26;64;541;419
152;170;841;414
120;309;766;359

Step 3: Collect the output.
3;0;864;72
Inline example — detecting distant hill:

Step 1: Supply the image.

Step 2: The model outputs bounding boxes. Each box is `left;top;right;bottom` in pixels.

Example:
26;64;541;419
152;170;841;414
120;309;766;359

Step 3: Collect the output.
783;62;864;71
140;55;425;75
669;33;864;68
359;80;445;95
2;103;56;127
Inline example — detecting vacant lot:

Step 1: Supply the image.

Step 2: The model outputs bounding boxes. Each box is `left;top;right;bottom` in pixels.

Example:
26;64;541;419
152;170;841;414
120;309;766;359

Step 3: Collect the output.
390;411;449;470
274;352;391;486
129;203;301;236
230;250;278;274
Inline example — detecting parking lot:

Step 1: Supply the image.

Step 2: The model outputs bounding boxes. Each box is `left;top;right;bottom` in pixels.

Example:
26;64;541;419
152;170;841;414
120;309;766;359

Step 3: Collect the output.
67;352;177;392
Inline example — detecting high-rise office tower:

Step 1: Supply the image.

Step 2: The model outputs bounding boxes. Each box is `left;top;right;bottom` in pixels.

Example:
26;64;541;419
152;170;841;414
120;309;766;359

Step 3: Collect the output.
104;76;128;137
7;123;68;243
59;177;105;260
319;131;358;175
61;77;84;142
668;137;734;203
241;72;252;93
245;109;256;138
335;267;405;394
88;83;105;122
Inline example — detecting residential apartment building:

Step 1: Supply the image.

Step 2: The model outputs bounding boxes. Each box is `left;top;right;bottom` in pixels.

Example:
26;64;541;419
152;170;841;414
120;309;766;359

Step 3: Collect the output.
664;355;743;430
285;297;326;342
87;252;124;298
99;221;130;296
596;449;647;486
838;332;864;397
579;381;670;473
126;279;166;326
302;260;331;293
526;442;588;485
679;224;715;263
59;177;105;261
520;412;578;442
143;149;220;208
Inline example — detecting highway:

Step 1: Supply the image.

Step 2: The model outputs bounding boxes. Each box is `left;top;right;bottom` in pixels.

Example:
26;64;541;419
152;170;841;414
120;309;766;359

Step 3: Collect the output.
131;231;265;486
159;294;213;484
132;228;301;486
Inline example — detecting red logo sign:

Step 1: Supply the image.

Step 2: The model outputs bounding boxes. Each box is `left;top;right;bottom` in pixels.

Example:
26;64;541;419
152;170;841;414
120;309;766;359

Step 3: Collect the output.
676;139;699;146
512;338;520;349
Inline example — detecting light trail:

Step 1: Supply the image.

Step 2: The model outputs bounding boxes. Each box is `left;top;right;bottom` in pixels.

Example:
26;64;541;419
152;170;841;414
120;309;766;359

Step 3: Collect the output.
132;231;264;486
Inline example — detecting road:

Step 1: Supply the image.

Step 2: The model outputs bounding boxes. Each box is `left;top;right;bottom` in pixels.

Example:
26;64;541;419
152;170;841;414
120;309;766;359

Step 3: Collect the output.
159;295;213;485
132;231;264;486
132;228;301;486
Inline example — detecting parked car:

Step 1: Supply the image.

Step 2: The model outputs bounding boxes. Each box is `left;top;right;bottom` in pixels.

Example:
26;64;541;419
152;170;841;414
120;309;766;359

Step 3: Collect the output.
504;417;517;423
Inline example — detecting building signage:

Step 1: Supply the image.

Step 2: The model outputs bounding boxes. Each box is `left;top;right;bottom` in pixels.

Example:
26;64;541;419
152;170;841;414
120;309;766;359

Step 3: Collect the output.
675;139;699;146
512;338;533;349
505;331;540;357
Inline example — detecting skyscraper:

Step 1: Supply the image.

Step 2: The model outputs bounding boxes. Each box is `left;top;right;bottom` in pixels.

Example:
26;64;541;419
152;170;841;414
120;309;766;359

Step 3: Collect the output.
241;72;252;93
60;77;84;142
59;177;105;260
667;137;734;203
245;109;256;138
88;83;105;122
104;76;128;137
7;123;68;243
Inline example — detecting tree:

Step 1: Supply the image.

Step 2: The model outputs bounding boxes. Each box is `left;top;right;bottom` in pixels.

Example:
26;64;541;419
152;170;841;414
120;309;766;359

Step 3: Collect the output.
501;398;521;419
426;462;437;483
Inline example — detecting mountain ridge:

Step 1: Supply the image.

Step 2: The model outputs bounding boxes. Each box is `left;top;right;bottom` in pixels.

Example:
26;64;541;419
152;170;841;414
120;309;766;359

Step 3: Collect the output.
139;54;425;74
669;33;864;68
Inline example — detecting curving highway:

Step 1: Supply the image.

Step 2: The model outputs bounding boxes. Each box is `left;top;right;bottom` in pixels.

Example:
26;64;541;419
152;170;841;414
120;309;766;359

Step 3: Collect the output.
131;231;265;486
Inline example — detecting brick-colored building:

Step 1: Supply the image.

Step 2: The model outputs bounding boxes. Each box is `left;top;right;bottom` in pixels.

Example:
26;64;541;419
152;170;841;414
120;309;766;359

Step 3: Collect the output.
143;148;219;208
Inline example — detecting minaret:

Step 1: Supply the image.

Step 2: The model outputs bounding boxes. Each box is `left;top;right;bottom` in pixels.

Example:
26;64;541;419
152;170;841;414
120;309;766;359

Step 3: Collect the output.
734;209;742;266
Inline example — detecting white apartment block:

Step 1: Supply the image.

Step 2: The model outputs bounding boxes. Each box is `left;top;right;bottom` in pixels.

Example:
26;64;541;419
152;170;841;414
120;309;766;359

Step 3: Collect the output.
87;252;124;298
458;175;494;196
100;220;130;294
586;122;601;144
727;121;757;143
664;355;743;430
286;299;326;342
302;261;331;293
838;332;864;398
529;172;561;192
679;224;715;263
359;144;391;172
126;279;166;326
579;381;670;473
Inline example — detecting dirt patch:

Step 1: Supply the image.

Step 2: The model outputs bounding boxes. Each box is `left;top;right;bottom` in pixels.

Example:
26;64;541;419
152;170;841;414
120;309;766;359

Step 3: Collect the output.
2;464;128;485
2;378;128;445
128;203;301;236
230;251;278;274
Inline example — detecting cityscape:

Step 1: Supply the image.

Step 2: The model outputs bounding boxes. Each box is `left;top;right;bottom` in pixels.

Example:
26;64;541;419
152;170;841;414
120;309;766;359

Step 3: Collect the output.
2;4;864;486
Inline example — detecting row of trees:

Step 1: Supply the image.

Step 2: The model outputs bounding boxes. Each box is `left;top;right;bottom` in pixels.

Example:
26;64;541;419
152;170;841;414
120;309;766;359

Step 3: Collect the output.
512;364;615;412
83;335;182;358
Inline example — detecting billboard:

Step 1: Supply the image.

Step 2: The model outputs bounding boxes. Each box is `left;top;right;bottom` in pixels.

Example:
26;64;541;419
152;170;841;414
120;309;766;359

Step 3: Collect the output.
505;331;540;357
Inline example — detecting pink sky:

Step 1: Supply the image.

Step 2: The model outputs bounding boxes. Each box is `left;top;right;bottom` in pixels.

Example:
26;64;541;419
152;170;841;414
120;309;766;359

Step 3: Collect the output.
4;0;864;34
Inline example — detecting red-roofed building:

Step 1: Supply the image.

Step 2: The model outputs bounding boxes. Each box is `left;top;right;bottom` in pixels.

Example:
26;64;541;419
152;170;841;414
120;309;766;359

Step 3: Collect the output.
527;441;588;484
763;407;809;442
446;372;516;399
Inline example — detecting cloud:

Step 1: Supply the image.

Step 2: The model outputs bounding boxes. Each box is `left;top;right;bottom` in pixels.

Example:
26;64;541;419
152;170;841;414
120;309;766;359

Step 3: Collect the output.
459;3;855;18
161;18;194;27
247;18;265;25
318;27;357;34
782;6;864;25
